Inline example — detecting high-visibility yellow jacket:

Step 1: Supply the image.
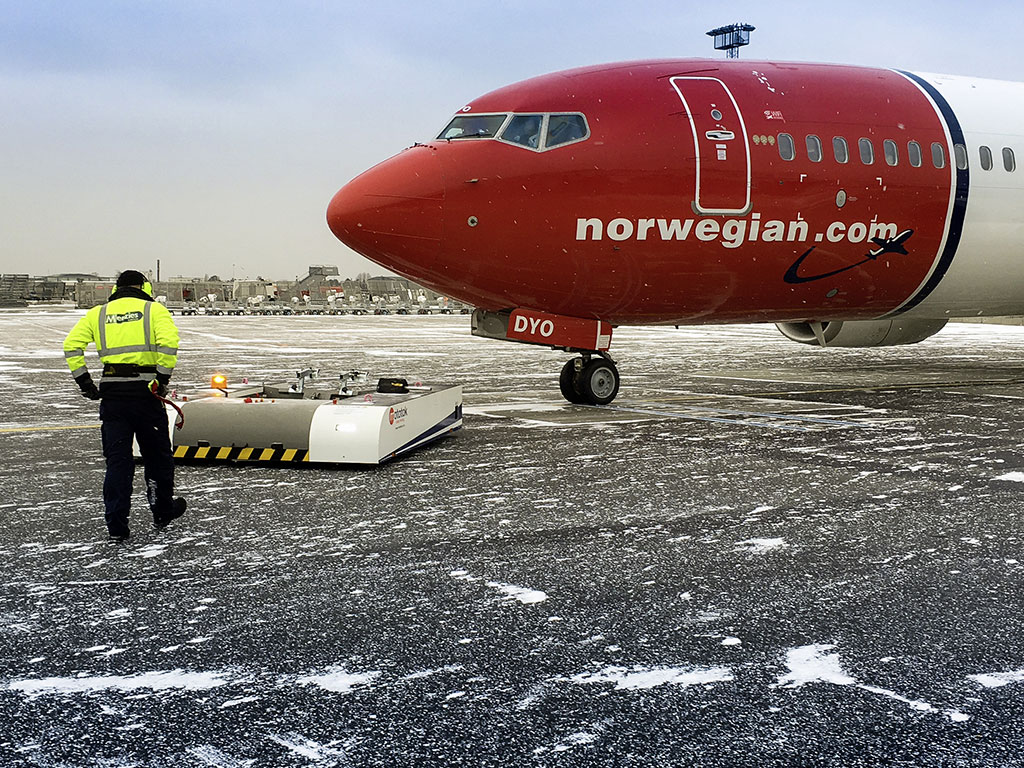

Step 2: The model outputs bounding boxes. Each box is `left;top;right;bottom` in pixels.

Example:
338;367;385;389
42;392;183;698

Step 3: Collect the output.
64;289;179;391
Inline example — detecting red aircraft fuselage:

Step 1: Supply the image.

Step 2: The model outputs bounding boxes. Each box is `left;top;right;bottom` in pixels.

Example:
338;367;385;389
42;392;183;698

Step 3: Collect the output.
328;59;989;321
327;58;1024;402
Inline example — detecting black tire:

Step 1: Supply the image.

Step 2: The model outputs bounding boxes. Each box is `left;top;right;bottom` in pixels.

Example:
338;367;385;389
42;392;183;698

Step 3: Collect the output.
579;358;620;405
559;358;587;404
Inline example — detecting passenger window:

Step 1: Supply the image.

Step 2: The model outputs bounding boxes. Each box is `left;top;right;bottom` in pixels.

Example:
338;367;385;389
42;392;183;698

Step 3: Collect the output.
806;135;822;163
778;133;795;161
500;114;544;148
980;146;993;170
833;137;849;164
908;141;922;167
954;144;968;170
859;138;874;165
931;142;946;169
546;114;588;148
437;113;509;140
883;140;898;166
1004;147;1017;172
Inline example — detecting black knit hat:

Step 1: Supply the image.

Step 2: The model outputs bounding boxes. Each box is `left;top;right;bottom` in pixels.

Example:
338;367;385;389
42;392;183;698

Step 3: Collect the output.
116;270;147;287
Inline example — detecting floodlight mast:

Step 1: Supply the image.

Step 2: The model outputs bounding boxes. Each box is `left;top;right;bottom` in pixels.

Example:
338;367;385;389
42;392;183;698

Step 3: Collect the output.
706;23;756;59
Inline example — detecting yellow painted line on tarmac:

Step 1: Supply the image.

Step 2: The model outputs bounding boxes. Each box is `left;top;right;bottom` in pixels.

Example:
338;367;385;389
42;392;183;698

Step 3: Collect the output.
0;424;101;434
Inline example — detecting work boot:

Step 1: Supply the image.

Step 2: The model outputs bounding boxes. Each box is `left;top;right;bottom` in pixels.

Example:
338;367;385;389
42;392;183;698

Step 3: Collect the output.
108;529;130;542
154;497;187;530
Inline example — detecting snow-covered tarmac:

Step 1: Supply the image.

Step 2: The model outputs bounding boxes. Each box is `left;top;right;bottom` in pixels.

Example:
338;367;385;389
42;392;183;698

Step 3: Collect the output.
3;310;1024;766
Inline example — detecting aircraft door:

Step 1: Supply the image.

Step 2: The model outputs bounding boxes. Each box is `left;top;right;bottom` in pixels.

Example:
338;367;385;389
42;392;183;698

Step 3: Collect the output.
671;77;751;215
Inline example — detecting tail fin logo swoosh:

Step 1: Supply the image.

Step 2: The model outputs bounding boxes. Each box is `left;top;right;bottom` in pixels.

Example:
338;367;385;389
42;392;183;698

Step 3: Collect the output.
784;229;915;284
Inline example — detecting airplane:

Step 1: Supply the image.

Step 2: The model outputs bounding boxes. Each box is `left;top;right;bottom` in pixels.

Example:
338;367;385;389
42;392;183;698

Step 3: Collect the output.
326;58;1024;405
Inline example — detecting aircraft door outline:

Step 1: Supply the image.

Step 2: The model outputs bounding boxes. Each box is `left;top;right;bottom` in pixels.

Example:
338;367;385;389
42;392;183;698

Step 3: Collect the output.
671;77;752;216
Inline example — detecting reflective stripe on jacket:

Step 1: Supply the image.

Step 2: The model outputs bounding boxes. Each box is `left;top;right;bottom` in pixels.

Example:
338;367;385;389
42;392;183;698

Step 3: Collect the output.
63;296;179;381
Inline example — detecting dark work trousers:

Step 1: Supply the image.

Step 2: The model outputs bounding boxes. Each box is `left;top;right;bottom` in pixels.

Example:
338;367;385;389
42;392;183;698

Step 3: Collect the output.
99;396;174;535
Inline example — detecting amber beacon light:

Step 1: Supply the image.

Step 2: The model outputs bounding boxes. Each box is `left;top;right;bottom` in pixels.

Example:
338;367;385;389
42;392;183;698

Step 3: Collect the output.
211;374;228;390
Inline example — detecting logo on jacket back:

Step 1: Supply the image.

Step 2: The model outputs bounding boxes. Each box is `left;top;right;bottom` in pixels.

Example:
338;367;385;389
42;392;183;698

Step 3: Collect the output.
105;311;143;324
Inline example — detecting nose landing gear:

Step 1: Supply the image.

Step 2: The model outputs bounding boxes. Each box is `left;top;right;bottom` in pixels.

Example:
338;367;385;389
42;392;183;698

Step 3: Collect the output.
559;353;620;405
468;308;620;406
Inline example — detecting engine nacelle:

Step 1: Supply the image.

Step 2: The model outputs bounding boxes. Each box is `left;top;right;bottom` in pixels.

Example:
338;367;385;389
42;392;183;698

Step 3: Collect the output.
775;318;948;347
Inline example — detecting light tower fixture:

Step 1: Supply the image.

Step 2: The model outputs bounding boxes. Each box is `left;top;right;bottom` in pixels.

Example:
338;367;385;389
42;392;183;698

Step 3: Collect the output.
706;23;756;59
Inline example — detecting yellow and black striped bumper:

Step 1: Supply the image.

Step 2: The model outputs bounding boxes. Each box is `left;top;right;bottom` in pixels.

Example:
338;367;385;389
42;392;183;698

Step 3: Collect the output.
172;445;310;463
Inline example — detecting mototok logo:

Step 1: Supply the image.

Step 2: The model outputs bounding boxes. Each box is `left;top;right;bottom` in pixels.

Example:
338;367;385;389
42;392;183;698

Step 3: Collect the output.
389;407;408;426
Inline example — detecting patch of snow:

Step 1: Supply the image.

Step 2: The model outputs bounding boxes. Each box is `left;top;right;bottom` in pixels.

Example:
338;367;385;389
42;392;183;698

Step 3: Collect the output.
399;665;463;682
296;666;381;694
132;545;167;559
486;581;548;605
220;696;260;708
776;644;855;687
267;732;349;762
569;664;733;690
8;669;231;698
188;745;255;767
968;670;1024;688
777;644;969;722
735;538;787;553
858;684;936;713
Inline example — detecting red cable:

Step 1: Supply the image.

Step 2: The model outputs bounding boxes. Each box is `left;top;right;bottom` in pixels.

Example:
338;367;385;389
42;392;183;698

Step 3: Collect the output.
149;382;185;430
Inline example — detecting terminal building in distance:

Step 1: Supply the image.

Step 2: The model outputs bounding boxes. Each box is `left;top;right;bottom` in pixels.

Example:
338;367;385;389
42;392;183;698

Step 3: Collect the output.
1;266;467;314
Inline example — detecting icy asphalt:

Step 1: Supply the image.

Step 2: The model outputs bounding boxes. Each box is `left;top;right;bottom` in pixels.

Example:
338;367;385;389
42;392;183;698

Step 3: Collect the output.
3;310;1024;767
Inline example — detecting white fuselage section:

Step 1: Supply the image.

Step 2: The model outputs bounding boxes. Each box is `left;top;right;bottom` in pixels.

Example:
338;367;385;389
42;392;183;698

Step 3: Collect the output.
911;73;1024;318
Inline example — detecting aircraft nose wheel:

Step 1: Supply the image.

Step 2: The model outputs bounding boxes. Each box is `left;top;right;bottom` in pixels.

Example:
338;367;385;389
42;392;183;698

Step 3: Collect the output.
559;356;620;406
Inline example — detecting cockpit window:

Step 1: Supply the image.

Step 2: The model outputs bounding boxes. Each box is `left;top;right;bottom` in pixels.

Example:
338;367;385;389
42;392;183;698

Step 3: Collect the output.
437;114;509;140
501;114;544;148
546;114;588;147
438;111;590;151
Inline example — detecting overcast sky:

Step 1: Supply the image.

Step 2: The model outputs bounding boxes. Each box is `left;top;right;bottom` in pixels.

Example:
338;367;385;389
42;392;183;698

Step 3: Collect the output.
2;1;1022;281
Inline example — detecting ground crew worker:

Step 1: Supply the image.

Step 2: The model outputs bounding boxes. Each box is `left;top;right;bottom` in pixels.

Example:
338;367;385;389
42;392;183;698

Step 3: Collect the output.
63;270;187;541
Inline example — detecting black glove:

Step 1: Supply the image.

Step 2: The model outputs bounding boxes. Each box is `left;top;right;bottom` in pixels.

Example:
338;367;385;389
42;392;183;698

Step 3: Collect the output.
154;373;170;398
80;381;100;400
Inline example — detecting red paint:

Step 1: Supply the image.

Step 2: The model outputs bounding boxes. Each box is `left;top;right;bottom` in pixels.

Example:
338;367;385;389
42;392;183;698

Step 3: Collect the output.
327;59;953;327
507;308;613;351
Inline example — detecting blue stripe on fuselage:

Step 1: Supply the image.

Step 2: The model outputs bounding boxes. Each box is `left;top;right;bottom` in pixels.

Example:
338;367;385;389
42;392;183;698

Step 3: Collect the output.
886;70;970;317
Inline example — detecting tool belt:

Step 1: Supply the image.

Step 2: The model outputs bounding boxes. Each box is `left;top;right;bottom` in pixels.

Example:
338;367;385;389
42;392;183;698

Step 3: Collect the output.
102;363;157;379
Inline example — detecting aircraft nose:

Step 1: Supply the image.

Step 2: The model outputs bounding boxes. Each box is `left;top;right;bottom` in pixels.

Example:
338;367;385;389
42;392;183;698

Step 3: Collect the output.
327;146;444;271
